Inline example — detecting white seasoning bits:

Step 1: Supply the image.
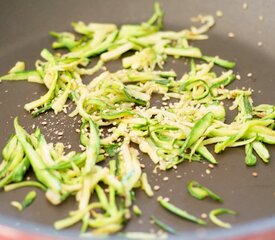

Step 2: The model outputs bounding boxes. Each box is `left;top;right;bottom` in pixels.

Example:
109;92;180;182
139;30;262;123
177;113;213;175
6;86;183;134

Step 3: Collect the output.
79;144;86;151
201;213;208;219
243;3;248;10
140;163;145;169
236;74;241;80
247;73;253;78
252;172;258;177
208;163;215;169
176;175;182;179
57;131;64;136
153;185;160;191
258;15;264;21
75;128;80;133
257;42;263;47
206;169;211;175
41;121;47;125
216;10;223;17
228;32;235;38
163;176;169;181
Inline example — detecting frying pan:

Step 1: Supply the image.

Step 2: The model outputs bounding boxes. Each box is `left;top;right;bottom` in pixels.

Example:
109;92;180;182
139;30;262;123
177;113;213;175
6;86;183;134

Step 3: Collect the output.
0;0;275;239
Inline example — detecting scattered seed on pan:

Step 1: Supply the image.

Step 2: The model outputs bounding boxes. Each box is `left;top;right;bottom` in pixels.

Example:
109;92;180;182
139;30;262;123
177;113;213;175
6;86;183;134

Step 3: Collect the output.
154;185;160;191
201;213;208;219
206;169;211;175
228;32;235;38
176;175;182;179
257;42;263;47
208;164;214;169
163;177;169;181
75;129;80;133
216;10;223;17
140;163;145;168
79;144;86;151
258;16;264;21
243;3;248;9
247;73;253;77
252;172;258;177
236;74;241;80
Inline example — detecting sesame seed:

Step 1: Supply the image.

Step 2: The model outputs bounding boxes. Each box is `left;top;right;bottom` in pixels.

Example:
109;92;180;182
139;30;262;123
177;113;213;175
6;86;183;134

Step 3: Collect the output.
216;10;223;17
140;163;145;168
243;3;248;9
79;145;86;151
176;175;182;178
201;213;208;219
163;197;170;202
75;129;80;133
208;164;214;169
163;176;169;181
236;74;241;80
41;121;47;125
257;42;263;47
247;73;253;77
252;172;258;177
259;15;264;21
153;185;160;191
228;32;235;38
206;169;211;175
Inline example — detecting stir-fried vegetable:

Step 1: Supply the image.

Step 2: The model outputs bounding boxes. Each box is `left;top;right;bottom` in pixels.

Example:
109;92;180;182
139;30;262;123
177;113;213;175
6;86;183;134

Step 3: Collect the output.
187;181;223;202
158;197;206;225
209;208;237;228
11;190;37;211
0;1;275;236
150;215;177;234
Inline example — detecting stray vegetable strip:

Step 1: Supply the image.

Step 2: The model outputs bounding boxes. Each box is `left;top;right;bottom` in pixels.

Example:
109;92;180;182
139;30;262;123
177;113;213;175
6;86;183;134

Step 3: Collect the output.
158;197;206;225
150;215;177;235
209;208;237;228
187;181;223;202
11;190;36;211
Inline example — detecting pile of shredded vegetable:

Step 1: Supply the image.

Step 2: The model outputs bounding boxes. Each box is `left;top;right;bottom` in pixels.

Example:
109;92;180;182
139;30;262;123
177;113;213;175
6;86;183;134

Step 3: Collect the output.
1;2;275;237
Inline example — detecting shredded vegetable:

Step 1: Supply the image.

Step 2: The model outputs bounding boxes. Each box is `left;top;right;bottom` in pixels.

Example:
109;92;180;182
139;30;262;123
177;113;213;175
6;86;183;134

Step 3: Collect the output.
0;1;275;236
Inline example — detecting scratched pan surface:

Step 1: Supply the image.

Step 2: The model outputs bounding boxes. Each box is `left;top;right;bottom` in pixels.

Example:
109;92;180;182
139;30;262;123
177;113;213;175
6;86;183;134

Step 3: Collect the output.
0;0;275;239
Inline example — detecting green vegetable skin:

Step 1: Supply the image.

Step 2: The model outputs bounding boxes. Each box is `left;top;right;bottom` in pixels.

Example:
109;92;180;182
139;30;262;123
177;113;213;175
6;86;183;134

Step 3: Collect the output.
187;181;223;202
1;0;275;236
209;208;237;228
158;197;207;225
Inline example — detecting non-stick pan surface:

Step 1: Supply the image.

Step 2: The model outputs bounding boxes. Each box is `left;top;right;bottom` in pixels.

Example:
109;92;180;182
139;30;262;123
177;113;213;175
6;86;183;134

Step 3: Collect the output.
0;0;275;239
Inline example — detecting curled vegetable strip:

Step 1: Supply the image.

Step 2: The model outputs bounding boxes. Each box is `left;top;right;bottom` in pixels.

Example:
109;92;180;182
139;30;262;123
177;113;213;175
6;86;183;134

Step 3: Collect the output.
187;181;223;202
150;215;177;235
209;208;237;228
158;196;206;225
